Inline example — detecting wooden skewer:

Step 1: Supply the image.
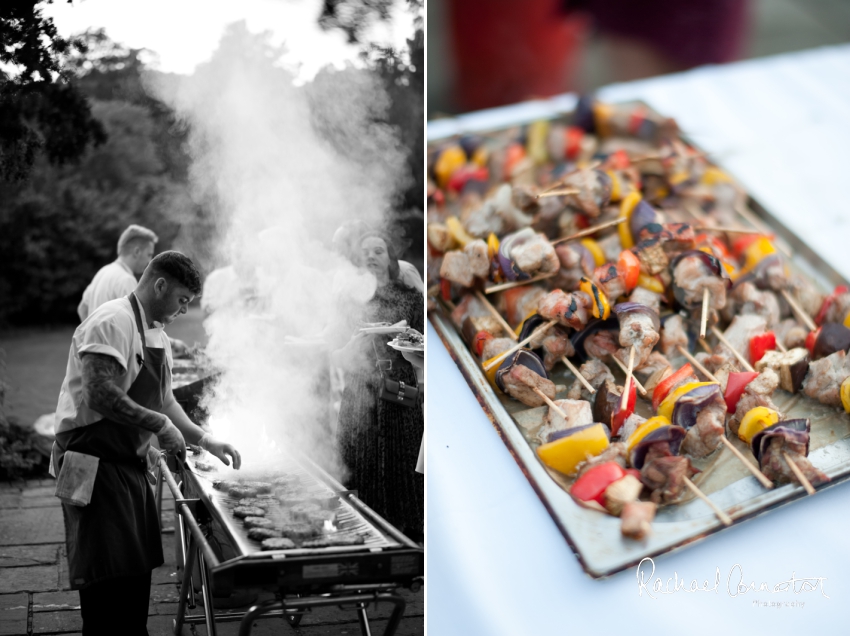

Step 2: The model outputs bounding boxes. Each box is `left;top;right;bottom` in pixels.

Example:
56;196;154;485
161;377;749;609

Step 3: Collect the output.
551;217;627;246
776;339;787;353
561;356;596;394
610;353;647;395
475;291;518;341
698;337;712;354
683;477;732;526
719;437;774;489
675;345;719;383
533;388;567;419
427;284;441;298
484;272;556;295
780;289;817;332
535;188;580;199
710;325;755;373
620;346;635;412
781;393;802;414
696;226;771;236
482;320;557;371
700;287;710;339
782;451;816;495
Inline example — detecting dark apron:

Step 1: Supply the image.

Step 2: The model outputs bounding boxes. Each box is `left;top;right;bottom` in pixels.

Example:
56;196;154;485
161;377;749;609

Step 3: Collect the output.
55;294;165;589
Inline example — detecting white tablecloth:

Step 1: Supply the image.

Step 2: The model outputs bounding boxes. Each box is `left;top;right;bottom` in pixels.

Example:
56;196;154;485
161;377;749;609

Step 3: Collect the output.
427;45;850;636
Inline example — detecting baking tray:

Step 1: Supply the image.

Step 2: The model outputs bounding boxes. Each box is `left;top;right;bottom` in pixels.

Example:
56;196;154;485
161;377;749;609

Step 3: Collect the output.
427;100;850;578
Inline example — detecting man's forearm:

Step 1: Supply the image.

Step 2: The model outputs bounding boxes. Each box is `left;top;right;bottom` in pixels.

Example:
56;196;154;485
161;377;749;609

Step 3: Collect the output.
81;353;164;433
162;399;205;446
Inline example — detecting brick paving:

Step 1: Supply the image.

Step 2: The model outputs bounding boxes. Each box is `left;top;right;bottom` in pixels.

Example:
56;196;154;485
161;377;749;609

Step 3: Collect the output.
0;479;423;635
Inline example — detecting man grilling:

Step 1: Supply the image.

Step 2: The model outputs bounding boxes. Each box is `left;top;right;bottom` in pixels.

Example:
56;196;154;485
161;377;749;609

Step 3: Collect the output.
53;251;241;636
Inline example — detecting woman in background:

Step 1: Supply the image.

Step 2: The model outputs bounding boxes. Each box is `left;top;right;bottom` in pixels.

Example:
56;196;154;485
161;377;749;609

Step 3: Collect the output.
334;231;424;542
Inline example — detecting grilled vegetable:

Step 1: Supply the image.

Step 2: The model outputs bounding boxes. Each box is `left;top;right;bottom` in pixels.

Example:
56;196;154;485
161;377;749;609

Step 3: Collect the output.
593;379;637;437
626;416;671;454
755;348;809;394
737;406;781;444
812;323;850;360
749;331;776;364
724;371;759;412
656;381;717;421
841;376;850;413
570;462;626;507
580;277;611;320
537;423;610;476
629;425;687;470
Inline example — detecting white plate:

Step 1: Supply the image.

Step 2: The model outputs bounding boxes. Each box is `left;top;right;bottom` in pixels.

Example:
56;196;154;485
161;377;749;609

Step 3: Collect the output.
387;339;424;352
360;325;409;335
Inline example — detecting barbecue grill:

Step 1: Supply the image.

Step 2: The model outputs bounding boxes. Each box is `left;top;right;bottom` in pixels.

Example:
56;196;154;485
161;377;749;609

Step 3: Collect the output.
157;450;424;636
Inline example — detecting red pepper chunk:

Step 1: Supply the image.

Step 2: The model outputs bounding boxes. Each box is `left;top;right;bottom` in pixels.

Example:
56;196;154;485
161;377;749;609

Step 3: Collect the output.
570;462;626;506
724;371;759;412
749;331;776;364
440;278;452;302
611;380;637;437
652;363;693;411
617;249;641;292
473;331;493;357
805;327;822;357
816;285;849;326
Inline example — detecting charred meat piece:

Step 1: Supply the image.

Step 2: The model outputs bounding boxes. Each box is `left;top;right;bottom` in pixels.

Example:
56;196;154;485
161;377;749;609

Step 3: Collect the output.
566;358;615;400
540;326;576;371
229;486;260;499
511;232;560;275
538;398;594;445
641;455;699;505
560;168;613;217
233;506;266;519
238;498;272;509
501;363;558;407
278;522;323;542
754;422;829;488
595;263;626;301
728;368;781;436
633;236;669;276
629;285;663;314
671;251;728;310
248;527;283;541
500;286;547;326
439;250;476;287
620;501;657;540
538;289;593;330
679;388;727;458
803;350;850;407
461;183;533;238
261;537;297;551
243;516;276;529
584;329;620;360
613;303;660;368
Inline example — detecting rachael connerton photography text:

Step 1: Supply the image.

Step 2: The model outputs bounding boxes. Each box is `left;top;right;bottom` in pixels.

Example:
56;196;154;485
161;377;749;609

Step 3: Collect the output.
636;558;829;600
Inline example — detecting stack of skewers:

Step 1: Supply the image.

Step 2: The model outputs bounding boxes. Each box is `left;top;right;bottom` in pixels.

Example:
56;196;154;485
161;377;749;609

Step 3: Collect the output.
427;97;850;540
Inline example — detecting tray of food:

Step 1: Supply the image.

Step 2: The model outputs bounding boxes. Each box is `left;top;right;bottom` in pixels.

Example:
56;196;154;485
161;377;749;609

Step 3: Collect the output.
426;97;850;578
388;329;425;352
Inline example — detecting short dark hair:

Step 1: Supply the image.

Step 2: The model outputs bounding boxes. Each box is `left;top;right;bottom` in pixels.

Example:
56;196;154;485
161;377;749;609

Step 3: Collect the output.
143;251;202;295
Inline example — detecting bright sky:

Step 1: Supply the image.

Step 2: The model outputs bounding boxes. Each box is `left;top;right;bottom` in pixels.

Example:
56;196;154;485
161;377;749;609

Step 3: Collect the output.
45;0;416;79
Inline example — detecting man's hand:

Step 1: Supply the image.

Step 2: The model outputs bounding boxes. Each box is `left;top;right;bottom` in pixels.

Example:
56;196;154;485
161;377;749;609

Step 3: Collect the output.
199;434;242;470
156;416;187;463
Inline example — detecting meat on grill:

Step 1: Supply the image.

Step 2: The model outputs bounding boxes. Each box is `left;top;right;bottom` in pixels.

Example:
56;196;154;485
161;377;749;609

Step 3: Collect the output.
615;310;660;368
566;358;615;401
560;168;612;217
731;281;780;328
261;537;297;551
759;435;829;489
501;363;558;407
243;516;276;529
641;455;699;505
672;253;728;310
584;329;620;360
538;289;594;330
540;327;576;371
576;441;629;478
596;263;626;301
538;398;594;444
480;337;515;362
660;314;688;359
302;535;366;548
803;350;850;407
679;389;727;458
248;527;283;541
728;367;781;436
620;501;657;540
233;506;267;519
511;233;560;275
629;286;663;314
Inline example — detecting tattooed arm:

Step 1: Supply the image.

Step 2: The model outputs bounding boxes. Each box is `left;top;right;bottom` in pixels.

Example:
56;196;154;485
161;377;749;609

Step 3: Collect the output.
81;352;186;460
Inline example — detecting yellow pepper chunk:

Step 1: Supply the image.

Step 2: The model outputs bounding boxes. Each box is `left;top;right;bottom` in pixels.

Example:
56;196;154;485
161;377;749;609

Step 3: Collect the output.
737;406;781;444
482;354;505;391
537;423;610;475
843;309;850;329
700;167;733;186
471;146;489;167
434;145;466;189
607;170;622;203
445;216;475;248
740;237;777;273
626;416;672;454
527;120;550;165
637;272;665;294
657;382;718;421
618;191;642;250
580;238;606;267
579;277;610;320
487;233;500;259
841;377;850;414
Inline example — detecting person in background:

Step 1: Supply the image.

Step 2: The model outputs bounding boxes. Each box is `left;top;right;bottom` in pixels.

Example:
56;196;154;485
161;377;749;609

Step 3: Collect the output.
78;224;190;356
53;251;241;636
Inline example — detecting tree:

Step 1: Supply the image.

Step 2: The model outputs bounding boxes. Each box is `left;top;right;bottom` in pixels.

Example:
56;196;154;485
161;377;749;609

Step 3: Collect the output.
0;0;106;181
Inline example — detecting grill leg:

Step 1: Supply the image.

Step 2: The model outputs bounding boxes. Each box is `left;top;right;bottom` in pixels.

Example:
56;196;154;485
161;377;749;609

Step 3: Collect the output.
356;603;373;636
237;599;285;636
377;593;406;636
176;507;196;609
173;534;197;635
197;550;218;636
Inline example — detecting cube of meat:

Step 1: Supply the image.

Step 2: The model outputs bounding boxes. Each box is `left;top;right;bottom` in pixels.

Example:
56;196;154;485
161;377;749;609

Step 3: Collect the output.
538;289;593;330
537;398;594;444
584;329;620;360
500;286;547;326
540;327;576;371
775;318;808;350
440;251;475;287
680;390;727;458
633;237;669;276
481;337;515;362
825;291;850;325
427;222;454;253
561;168;612;218
634;351;671;382
595;263;626;301
462;183;533;238
567;359;615;401
803;350;850;407
511;233;560;275
621;501;657;540
576;441;629;477
641;455;698;505
718;314;767;366
502;364;558;407
759;434;829;488
464;239;490;279
451;293;489;328
619;412;647;442
672;253;728;310
728;368;781;436
731;282;780;328
629;286;663;314
660;314;689;359
615;311;660;368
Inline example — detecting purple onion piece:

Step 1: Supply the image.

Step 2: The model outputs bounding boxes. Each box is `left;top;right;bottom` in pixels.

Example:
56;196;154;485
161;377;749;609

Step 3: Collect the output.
494;349;548;393
751;419;811;464
498;229;536;281
630;200;659;239
547;422;610;444
573;243;597;277
629;425;687;470
813;323;850;360
573;95;596;133
612;301;661;332
517;313;547;344
569;317;620;363
670;384;723;430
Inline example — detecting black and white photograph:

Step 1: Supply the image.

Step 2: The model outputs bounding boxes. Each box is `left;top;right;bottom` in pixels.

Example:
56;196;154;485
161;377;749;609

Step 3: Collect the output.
0;1;423;634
